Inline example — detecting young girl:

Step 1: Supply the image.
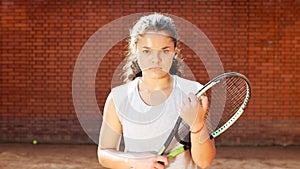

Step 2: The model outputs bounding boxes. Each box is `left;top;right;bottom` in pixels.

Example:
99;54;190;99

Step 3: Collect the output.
98;13;216;169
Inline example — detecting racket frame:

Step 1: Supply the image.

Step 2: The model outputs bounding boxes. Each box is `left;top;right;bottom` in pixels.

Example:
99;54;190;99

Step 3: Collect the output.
195;72;251;139
157;117;183;155
167;72;251;159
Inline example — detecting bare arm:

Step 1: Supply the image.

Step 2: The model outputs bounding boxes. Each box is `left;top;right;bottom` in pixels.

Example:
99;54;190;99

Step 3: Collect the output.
190;125;216;169
190;94;216;169
97;92;168;169
179;93;216;169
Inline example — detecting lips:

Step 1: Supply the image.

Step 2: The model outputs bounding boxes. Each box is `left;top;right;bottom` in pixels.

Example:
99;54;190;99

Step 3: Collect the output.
141;66;164;72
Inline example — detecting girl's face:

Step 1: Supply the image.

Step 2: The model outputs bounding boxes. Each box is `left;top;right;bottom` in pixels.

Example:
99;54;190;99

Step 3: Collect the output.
136;31;175;79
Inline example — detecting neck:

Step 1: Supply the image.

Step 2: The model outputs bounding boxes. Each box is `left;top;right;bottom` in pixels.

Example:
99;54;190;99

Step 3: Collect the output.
139;74;173;92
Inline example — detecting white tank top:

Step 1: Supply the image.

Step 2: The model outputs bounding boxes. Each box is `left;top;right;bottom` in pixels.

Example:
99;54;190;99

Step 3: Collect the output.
111;75;202;169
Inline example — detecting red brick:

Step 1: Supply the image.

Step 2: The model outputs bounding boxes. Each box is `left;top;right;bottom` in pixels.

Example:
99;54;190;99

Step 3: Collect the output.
0;0;299;145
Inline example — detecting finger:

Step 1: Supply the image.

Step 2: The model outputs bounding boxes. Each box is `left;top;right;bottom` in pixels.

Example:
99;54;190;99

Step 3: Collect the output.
182;96;190;105
153;163;164;169
178;100;187;114
154;162;165;169
200;95;208;111
155;155;168;166
180;97;190;112
188;93;199;106
188;97;191;102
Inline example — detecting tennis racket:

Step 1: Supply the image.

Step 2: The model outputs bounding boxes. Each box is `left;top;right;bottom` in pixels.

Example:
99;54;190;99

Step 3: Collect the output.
158;72;251;161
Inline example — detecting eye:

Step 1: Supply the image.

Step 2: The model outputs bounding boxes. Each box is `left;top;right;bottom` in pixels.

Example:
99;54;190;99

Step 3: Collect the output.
142;50;150;55
163;50;170;55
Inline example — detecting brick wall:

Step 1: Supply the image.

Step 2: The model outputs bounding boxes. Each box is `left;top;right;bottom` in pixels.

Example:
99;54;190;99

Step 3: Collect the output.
1;0;299;145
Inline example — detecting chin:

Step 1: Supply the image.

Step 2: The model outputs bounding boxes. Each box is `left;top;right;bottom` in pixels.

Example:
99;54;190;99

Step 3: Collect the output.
149;72;170;79
142;68;171;79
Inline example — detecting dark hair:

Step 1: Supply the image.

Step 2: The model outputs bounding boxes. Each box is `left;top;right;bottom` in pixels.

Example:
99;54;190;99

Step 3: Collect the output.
122;13;183;83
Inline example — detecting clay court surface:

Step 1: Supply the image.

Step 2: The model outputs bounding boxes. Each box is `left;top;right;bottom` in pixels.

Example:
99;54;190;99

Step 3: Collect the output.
0;144;299;169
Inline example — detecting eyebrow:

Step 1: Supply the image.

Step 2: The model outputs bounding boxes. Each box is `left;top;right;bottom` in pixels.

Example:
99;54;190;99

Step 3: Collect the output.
142;46;171;49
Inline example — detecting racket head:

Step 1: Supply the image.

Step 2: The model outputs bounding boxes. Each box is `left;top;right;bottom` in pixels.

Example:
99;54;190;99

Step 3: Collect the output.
195;72;251;139
163;72;251;160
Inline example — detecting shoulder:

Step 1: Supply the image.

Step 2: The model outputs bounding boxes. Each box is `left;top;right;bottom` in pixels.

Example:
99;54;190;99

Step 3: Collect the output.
174;75;203;94
110;78;138;112
111;78;137;96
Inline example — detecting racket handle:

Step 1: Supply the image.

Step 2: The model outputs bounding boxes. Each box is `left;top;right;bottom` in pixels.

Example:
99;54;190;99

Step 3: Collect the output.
158;146;188;165
167;146;187;160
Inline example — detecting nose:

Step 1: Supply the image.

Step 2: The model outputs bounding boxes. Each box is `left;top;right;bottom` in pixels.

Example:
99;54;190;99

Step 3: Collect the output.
151;51;161;63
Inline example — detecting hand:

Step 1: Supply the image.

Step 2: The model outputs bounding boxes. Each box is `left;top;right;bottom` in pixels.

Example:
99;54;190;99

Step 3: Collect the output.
178;93;208;130
130;154;169;169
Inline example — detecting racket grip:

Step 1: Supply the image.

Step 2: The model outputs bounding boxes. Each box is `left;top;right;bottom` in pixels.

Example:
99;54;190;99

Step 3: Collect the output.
167;146;186;160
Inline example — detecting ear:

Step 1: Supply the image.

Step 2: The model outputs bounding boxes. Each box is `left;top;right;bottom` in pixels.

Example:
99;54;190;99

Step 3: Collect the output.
174;47;180;58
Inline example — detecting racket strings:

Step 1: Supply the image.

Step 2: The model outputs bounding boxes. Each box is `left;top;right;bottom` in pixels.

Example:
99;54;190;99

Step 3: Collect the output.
176;120;191;145
224;78;246;109
226;88;246;113
216;77;247;129
205;77;247;132
204;81;227;132
203;88;215;133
